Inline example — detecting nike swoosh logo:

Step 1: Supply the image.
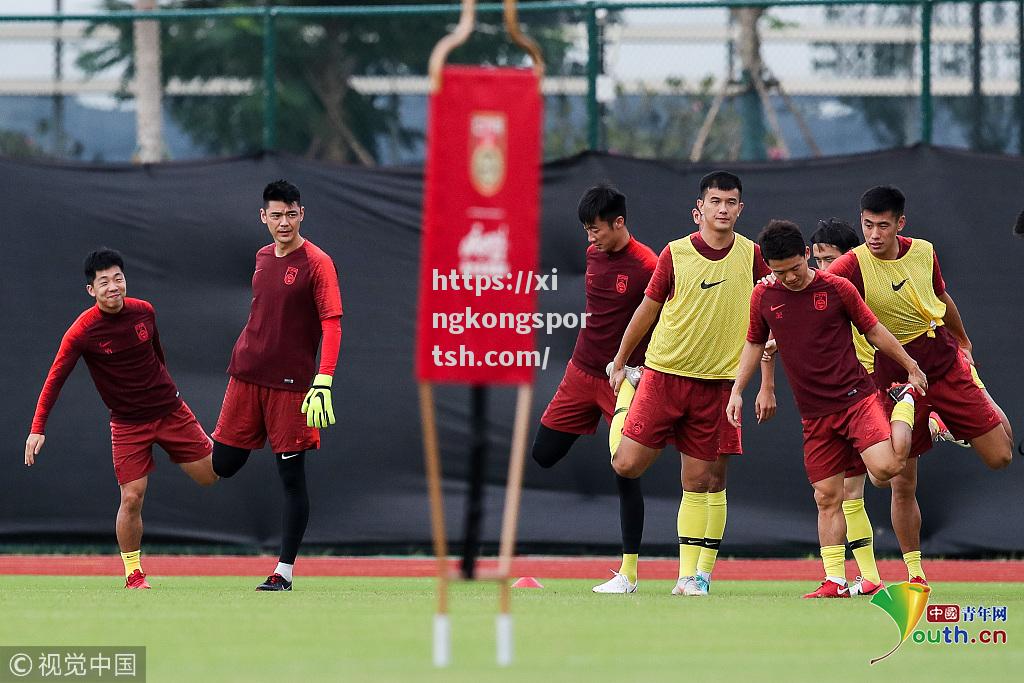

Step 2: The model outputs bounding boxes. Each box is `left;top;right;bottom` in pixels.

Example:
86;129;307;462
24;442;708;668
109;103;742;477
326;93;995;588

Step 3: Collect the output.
279;452;300;460
892;279;908;291
700;279;727;289
770;304;785;312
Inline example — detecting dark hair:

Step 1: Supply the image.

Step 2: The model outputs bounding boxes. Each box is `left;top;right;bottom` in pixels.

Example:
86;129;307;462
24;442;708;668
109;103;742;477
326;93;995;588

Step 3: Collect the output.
578;184;627;225
698;171;742;199
84;248;125;284
758;220;806;262
810;218;860;254
263;179;301;206
860;185;905;217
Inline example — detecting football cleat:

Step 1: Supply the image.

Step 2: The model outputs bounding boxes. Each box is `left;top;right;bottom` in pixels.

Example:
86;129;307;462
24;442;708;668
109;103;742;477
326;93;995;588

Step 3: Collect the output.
849;576;884;597
887;383;917;403
255;573;292;591
694;575;711;595
592;570;637;594
124;569;151;590
802;579;850;598
605;362;642;389
909;576;929;587
671;576;706;596
930;413;970;447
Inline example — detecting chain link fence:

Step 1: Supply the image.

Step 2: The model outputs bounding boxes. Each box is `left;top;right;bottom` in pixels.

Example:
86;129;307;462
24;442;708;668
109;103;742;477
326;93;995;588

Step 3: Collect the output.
0;1;1020;164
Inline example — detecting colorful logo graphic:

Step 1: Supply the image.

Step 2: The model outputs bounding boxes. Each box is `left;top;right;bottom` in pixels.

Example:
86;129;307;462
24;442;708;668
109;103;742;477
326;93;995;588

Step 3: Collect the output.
869;581;932;664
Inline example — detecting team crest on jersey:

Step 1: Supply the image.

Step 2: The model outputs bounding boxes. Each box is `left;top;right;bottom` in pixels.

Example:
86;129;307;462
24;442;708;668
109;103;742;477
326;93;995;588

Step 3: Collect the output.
814;292;828;311
134;322;149;341
284;266;299;285
616;274;629;294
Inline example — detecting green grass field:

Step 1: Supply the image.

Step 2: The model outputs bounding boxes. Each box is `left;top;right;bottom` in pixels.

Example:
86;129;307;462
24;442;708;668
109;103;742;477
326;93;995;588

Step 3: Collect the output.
1;577;1020;682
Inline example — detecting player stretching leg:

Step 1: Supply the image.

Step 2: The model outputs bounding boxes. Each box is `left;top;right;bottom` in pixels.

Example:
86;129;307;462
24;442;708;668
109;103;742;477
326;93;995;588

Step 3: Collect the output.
829;186;1012;586
530;185;657;593
610;172;776;597
210;180;343;591
728;221;925;598
25;249;217;589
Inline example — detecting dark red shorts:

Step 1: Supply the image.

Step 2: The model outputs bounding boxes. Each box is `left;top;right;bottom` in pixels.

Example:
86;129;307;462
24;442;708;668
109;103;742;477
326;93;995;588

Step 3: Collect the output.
540;360;616;435
801;394;890;484
880;352;1001;458
110;401;212;485
622;368;723;461
718;382;742;456
212;377;319;453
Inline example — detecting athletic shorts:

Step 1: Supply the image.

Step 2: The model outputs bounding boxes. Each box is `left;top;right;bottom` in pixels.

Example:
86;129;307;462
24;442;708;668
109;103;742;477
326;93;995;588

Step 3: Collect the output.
110;401;212;485
718;381;742;456
539;360;616;435
801;394;890;484
880;352;1001;458
622;368;723;461
212;377;319;453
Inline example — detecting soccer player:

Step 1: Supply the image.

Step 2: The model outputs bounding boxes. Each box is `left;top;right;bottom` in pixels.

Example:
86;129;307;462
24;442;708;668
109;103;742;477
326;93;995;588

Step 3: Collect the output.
727;220;926;598
609;171;776;597
530;185;657;594
828;186;1013;585
25;249;217;589
210;180;342;591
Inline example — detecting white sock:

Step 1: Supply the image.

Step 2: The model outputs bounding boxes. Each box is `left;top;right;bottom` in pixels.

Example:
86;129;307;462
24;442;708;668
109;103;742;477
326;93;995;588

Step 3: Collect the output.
697;570;711;583
275;562;294;582
900;392;915;407
826;575;847;586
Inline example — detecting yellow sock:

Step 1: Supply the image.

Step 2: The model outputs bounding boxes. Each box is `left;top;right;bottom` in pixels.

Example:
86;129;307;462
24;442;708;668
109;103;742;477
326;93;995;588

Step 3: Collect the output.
121;550;142;578
618;553;638;585
891;400;915;428
821;544;847;582
609;380;636;459
697;489;727;575
677;492;709;578
903;550;925;580
842;498;880;583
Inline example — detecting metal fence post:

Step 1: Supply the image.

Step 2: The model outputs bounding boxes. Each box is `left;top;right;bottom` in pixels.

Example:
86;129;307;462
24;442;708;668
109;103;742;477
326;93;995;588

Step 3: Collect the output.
586;1;600;151
262;6;277;151
920;0;933;144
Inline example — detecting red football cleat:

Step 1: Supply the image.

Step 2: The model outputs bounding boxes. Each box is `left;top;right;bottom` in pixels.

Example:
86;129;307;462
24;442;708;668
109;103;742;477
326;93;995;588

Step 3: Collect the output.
125;569;151;589
802;579;850;599
851;576;885;596
909;576;929;587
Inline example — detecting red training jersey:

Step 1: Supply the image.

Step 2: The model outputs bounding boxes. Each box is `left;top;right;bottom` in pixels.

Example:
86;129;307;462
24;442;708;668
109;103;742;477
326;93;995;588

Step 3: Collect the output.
829;235;957;384
30;298;182;433
645;232;771;303
747;270;879;419
571;238;658;377
228;239;343;391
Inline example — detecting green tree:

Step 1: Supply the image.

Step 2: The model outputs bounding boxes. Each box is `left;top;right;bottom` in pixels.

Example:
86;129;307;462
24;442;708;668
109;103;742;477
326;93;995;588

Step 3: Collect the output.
78;0;581;163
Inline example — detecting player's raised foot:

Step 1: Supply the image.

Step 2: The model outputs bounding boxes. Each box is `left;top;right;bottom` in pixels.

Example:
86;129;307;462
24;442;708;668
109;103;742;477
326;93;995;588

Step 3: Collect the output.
909;576;929;588
592;570;637;594
124;569;151;590
255;573;292;591
849;576;884;597
605;362;642;389
802;579;850;598
671;576;706;596
887;383;917;403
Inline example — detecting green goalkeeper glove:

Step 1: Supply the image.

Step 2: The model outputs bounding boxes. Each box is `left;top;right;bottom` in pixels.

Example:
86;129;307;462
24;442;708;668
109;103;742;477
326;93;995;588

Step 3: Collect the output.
301;373;335;429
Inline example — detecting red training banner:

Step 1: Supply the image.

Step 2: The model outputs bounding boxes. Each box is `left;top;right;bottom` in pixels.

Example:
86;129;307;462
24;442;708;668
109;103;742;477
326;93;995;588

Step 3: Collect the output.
415;66;543;384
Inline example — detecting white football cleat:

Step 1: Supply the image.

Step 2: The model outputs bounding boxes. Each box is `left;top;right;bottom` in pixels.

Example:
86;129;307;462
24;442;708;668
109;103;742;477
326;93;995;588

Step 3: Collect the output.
592;570;637;594
605;362;642;389
671;576;706;596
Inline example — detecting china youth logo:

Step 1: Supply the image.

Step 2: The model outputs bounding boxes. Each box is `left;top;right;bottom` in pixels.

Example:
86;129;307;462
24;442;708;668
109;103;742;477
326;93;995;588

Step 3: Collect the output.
284;267;299;286
134;323;149;341
616;274;629;294
869;581;931;664
814;292;828;311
